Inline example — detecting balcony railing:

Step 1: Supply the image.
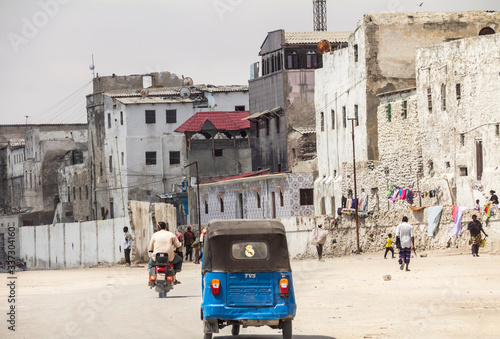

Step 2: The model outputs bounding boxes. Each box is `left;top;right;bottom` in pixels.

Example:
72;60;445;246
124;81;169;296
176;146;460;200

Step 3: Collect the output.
190;138;249;151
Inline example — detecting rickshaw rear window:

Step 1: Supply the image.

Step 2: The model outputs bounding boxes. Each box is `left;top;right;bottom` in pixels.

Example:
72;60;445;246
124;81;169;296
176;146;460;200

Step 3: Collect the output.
231;241;268;260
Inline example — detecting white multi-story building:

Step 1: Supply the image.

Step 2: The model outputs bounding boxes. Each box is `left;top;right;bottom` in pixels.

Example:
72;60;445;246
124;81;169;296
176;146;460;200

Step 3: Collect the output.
99;85;249;219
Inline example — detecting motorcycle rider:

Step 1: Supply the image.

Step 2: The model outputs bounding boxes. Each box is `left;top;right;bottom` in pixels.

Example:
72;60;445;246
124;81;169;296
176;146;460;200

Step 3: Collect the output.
148;221;183;283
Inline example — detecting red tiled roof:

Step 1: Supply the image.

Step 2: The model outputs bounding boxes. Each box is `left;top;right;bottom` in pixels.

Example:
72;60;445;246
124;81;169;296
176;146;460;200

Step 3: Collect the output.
201;169;271;184
175;111;250;133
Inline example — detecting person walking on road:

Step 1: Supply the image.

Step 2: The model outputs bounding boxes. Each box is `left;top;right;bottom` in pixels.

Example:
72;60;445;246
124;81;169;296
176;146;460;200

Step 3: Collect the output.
312;224;328;262
183;226;196;262
384;233;395;259
123;227;133;266
396;216;414;271
467;215;488;257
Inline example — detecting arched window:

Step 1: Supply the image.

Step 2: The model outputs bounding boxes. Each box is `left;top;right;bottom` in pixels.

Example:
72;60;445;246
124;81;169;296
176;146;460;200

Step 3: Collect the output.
286;51;299;69
479;27;495;35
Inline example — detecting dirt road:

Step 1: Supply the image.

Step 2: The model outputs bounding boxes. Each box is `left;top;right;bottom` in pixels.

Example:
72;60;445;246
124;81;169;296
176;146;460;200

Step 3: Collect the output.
2;248;499;338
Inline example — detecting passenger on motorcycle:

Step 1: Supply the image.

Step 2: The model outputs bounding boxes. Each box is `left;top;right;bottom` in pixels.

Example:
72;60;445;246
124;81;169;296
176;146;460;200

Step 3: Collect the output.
148;221;183;276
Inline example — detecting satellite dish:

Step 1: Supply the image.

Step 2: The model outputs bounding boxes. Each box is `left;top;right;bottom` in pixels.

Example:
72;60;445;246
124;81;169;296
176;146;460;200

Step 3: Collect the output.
183;77;194;86
140;88;149;97
317;40;331;54
89;64;95;70
180;87;191;98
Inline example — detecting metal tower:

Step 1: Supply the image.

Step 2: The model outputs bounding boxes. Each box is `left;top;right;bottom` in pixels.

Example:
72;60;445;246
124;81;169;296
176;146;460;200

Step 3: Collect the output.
313;0;327;31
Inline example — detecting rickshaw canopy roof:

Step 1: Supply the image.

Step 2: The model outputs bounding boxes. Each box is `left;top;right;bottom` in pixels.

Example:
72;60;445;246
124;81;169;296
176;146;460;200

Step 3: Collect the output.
202;219;292;273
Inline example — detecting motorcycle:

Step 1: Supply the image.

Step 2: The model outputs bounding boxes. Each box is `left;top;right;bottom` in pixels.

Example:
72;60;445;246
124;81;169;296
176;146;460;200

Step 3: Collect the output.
148;252;176;298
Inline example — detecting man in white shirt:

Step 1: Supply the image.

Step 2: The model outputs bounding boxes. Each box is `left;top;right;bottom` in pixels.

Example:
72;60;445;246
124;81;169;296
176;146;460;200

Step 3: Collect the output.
395;216;415;271
148;221;183;273
123;227;133;266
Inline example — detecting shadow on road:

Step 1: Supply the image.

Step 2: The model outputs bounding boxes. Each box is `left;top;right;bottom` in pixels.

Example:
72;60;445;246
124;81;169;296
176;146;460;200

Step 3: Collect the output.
163;295;201;299
212;335;336;339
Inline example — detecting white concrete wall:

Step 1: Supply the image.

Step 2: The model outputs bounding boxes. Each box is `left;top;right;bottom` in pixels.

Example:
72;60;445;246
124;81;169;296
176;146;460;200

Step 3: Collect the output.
202;91;249;111
49;223;65;269
35;225;49;268
19;217;129;269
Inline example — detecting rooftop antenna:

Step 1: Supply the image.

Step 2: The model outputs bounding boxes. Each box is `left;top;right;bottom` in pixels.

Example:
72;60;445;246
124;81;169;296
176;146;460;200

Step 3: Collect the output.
313;0;327;31
89;54;95;78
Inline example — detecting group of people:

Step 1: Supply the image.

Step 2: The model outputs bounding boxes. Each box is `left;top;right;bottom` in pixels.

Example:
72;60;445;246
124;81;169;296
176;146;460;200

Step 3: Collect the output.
122;222;207;283
383;213;489;271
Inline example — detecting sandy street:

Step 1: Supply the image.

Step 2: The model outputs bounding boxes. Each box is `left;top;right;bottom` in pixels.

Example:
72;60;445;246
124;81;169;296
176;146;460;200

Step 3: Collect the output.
1;248;499;339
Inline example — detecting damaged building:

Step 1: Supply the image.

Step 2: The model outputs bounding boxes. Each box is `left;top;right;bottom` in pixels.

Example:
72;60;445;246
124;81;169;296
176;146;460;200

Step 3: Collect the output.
86;71;249;221
248;29;350;173
314;11;500;215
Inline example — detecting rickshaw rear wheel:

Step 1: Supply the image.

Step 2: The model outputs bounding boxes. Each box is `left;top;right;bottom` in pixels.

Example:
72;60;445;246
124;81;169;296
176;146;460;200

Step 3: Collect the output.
203;333;212;339
282;320;292;339
231;324;240;335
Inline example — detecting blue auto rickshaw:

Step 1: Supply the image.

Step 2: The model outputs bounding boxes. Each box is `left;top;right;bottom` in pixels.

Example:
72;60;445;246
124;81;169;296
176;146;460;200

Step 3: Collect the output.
201;219;296;339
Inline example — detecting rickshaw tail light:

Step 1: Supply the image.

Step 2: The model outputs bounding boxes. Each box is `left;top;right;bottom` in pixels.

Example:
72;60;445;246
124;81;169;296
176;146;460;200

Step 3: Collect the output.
280;279;289;294
211;279;221;295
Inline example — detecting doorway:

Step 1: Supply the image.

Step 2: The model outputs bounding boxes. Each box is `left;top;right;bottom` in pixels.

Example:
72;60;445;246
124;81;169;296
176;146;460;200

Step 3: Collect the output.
476;140;483;180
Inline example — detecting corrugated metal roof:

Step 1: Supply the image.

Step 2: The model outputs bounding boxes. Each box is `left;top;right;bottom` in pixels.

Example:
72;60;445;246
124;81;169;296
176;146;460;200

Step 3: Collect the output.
116;97;204;104
293;126;316;135
284;31;351;44
175;111;250;133
242;107;282;121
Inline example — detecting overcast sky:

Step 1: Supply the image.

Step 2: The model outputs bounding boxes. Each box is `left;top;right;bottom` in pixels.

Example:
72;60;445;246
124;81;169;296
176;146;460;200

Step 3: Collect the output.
1;0;499;125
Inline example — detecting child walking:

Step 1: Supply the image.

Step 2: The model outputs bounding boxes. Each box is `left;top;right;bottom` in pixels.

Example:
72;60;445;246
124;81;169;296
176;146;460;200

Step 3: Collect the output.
384;233;395;259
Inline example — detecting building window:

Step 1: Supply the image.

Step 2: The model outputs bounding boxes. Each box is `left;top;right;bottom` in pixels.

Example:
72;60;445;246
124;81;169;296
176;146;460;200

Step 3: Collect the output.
277;52;282;71
100;162;103;176
145;152;157;165
299;189;314;205
271;55;275;73
73;187;76;201
456;83;461;100
67;186;70;202
109;155;113;172
292;148;296;158
220;196;224;213
306;51;318;68
276;116;280;133
441;84;446;111
169;151;180;165
205;199;208;214
214;149;223;157
166;109;177;123
235;105;245;111
278;163;282;172
286;51;299;69
107;113;111;128
343;106;346;128
354;105;359;126
320;112;325;131
86;185;89;199
387;104;392;122
427;87;432;112
331;110;335;129
446;162;451;168
496;124;500;137
460;133;465;146
145;110;156;124
266;120;270;136
121;152;124;166
256;192;261;208
402;100;408;119
354;44;358;62
279;190;284;207
460;167;468;176
120;111;123;125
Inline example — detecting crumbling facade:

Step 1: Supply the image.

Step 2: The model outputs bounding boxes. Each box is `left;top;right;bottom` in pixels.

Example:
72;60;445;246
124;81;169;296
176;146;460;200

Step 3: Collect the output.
314;11;500;215
248;30;350;173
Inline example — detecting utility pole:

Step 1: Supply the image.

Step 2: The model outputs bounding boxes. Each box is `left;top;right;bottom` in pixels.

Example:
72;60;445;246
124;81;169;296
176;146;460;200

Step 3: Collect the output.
184;161;201;235
313;0;327;31
348;118;360;254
